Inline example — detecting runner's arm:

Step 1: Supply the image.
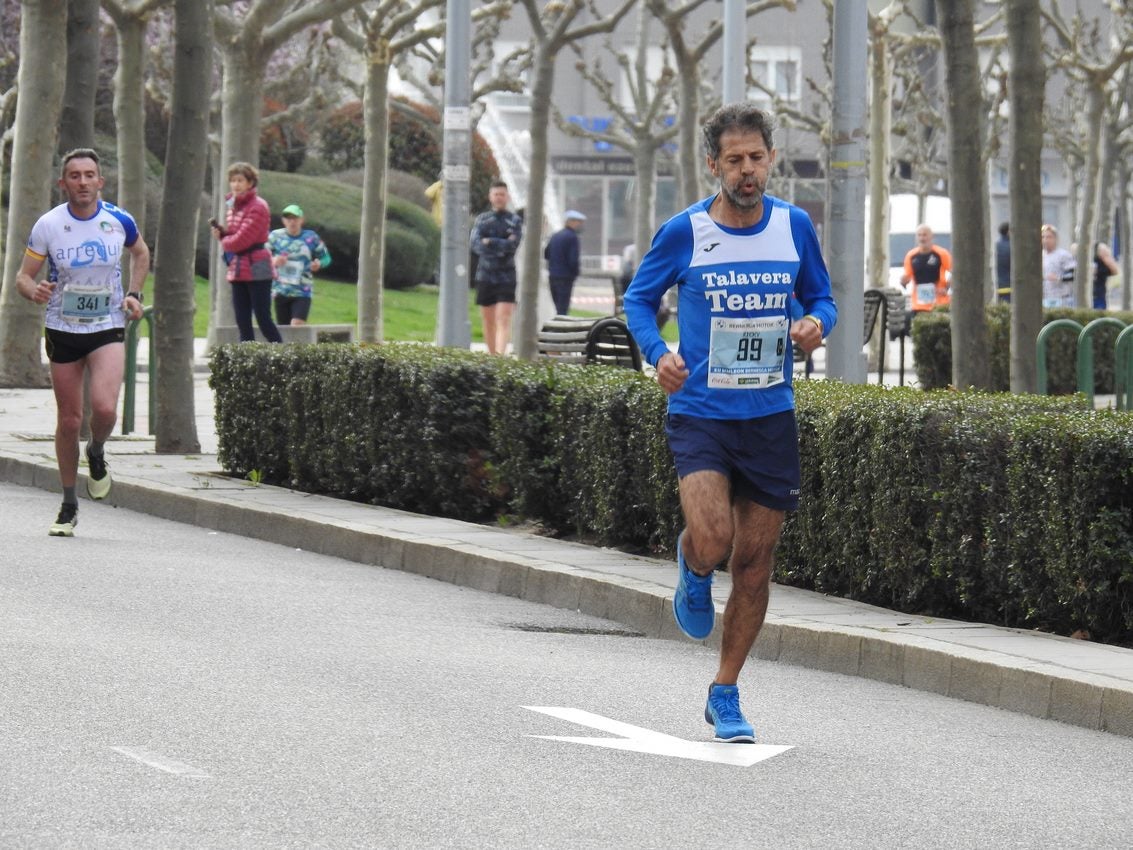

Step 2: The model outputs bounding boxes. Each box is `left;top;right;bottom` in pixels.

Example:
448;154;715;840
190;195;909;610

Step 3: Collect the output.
125;237;151;297
623;220;687;368
15;251;48;303
791;207;838;338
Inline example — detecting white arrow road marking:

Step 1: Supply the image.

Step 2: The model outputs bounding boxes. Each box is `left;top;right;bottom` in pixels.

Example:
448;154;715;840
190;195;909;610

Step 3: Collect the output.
523;706;792;767
109;747;211;778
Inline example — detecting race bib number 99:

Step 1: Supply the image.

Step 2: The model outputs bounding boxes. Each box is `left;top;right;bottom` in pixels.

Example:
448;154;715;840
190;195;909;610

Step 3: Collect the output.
708;315;788;389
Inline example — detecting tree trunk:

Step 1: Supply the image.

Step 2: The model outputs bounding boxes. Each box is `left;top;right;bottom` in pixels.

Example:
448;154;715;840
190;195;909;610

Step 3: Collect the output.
220;46;265;168
1006;0;1044;394
867;22;892;290
210;45;266;338
58;0;99;155
937;0;990;389
208;0;370;343
632;140;657;270
0;0;67;388
1094;115;1115;246
112;13;150;238
514;44;555;360
673;55;702;206
357;49;391;344
1072;84;1104;308
631;4;659;259
1117;155;1131;312
152;0;212;453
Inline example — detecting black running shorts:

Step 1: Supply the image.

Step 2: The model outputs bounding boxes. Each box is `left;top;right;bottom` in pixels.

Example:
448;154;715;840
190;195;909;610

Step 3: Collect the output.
45;327;126;364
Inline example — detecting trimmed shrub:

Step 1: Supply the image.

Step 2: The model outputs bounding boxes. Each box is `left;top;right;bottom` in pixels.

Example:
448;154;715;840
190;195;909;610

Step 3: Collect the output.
913;304;1133;393
211;344;1133;646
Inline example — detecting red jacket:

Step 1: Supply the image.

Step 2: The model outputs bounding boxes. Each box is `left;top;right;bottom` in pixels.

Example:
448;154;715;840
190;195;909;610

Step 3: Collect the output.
221;188;272;282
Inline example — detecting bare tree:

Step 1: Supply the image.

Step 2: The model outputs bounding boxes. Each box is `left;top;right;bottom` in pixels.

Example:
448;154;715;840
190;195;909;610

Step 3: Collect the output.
1006;0;1044;393
552;3;680;264
332;0;445;344
207;0;367;338
865;2;906;289
213;0;366;167
1044;2;1133;307
0;0;68;388
936;0;990;389
150;0;213;452
101;0;171;239
59;0;100;155
511;0;637;360
393;1;526;133
0;21;18;268
1110;67;1133;311
646;0;795;208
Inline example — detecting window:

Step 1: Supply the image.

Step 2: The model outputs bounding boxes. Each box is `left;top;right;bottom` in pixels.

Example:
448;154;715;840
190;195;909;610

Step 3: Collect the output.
747;46;802;105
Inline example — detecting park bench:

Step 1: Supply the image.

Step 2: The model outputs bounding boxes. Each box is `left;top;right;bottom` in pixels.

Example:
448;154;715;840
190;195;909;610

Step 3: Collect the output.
795;287;889;381
536;315;643;371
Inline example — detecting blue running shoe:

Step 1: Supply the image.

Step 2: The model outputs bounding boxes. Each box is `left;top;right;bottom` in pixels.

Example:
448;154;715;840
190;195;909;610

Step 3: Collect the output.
673;531;715;639
705;683;755;743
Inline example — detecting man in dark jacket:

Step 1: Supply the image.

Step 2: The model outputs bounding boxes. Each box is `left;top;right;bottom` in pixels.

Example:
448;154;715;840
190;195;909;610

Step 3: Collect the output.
544;210;586;315
470;180;523;354
995;222;1010;302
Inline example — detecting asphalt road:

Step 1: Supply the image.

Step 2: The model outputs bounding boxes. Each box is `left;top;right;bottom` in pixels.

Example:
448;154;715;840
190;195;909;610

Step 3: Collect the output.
3;482;1131;849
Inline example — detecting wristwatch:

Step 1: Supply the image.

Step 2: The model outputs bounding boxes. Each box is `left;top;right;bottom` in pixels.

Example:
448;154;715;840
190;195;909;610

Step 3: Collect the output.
126;291;144;303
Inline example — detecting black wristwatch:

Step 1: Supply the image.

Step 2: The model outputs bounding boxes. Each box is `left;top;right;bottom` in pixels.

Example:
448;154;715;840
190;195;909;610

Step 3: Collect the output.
127;291;143;303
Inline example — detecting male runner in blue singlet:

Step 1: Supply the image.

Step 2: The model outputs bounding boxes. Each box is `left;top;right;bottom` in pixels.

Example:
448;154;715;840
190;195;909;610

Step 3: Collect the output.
15;148;150;537
624;104;837;743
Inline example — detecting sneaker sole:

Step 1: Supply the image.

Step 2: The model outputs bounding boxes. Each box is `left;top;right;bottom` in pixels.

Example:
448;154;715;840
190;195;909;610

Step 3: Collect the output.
86;472;112;500
712;733;756;744
49;525;75;537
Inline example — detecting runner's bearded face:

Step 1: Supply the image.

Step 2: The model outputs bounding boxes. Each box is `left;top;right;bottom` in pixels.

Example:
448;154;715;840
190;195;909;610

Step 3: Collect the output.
712;129;773;214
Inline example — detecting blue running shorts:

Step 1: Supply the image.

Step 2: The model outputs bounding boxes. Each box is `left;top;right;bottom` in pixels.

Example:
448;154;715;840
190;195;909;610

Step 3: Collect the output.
665;410;801;511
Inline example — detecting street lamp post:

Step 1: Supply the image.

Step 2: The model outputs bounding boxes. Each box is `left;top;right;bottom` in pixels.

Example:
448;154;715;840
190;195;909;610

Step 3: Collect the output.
826;0;868;383
436;0;472;348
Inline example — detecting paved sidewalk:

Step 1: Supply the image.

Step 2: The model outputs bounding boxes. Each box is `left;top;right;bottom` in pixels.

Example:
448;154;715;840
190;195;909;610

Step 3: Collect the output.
1;352;1130;741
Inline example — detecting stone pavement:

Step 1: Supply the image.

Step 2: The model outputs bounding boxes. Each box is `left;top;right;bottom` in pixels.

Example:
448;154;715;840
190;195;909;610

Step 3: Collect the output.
0;342;1130;740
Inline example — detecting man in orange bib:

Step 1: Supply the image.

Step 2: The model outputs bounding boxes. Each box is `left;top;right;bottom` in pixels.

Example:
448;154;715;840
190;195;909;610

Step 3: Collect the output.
901;224;952;312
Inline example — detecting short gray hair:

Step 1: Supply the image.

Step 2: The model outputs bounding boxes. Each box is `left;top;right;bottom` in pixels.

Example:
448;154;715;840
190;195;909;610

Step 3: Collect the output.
702;104;775;161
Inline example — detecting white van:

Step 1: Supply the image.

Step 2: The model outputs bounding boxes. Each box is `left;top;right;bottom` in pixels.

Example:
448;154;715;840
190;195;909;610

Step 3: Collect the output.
865;193;953;289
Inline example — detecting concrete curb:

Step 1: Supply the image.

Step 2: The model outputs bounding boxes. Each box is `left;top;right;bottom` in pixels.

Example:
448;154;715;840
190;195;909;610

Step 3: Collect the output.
2;449;1130;740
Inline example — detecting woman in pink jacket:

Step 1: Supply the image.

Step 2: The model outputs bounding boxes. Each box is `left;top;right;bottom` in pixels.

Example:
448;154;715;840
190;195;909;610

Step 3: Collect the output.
209;162;282;342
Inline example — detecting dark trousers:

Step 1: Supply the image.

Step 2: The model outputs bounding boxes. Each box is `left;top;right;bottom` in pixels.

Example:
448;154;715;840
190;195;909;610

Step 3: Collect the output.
549;275;575;316
231;279;282;342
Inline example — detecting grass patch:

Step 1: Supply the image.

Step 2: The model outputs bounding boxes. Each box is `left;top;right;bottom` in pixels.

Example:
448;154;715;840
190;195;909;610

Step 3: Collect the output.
159;276;678;345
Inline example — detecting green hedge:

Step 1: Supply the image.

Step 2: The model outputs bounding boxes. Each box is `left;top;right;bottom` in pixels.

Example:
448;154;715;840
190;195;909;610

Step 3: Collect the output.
209;343;678;548
210;344;1133;645
912;304;1133;393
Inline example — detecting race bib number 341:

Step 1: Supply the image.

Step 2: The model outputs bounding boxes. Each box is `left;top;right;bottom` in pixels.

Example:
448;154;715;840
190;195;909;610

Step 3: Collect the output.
708;315;788;389
61;285;113;324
